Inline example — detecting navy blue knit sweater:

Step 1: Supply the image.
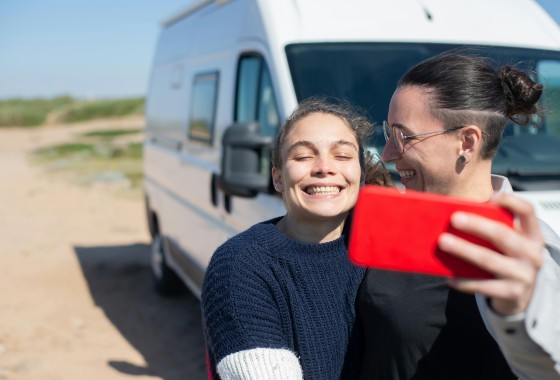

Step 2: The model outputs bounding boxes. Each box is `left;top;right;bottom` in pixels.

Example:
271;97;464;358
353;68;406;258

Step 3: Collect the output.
201;217;365;380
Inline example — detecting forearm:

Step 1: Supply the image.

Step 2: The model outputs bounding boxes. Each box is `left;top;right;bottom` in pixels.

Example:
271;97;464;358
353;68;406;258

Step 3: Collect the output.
479;252;560;379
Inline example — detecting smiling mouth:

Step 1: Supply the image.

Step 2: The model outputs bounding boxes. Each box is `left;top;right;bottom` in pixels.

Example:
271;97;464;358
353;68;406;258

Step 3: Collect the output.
304;185;342;195
399;169;416;179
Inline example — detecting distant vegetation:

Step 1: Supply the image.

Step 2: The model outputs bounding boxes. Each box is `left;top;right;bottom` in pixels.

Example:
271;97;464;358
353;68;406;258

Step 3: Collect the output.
83;128;142;138
0;96;145;127
32;128;144;189
0;96;74;127
55;98;144;124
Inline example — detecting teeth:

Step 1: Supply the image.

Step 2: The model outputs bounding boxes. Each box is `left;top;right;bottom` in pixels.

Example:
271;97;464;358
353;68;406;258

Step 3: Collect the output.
306;186;341;195
399;170;416;179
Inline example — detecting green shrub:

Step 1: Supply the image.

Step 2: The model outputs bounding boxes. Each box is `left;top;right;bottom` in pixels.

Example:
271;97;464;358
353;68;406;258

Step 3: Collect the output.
34;143;97;159
0;96;74;127
0;96;145;127
56;98;145;123
32;140;144;189
82;129;142;138
121;142;143;159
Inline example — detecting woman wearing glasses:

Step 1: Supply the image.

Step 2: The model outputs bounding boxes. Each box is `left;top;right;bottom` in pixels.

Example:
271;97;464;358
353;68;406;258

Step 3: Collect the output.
358;52;560;379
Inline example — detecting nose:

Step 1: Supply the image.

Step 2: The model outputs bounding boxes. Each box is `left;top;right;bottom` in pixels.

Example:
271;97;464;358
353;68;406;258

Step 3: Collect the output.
381;139;401;163
312;156;336;175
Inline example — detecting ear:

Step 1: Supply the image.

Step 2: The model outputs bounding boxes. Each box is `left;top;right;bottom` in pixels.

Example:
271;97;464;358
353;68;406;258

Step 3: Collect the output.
459;125;483;159
272;167;284;192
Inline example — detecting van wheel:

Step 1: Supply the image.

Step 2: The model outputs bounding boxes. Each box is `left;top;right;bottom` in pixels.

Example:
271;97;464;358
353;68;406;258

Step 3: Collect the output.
150;233;183;296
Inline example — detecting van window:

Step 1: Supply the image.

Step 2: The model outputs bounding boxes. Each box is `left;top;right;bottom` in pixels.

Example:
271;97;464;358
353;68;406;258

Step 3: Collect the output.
235;55;280;137
539;60;560;138
258;66;280;137
236;57;260;123
188;72;219;144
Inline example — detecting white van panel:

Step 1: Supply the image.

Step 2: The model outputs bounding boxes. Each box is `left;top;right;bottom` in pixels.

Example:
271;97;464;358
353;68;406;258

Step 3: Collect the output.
257;0;560;49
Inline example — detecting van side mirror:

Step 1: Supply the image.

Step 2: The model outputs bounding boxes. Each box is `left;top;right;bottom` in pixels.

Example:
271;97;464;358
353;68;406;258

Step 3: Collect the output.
219;121;273;198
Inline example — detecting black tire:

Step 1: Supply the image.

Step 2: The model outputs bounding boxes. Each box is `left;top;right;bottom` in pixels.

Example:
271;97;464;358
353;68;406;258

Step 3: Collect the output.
150;233;184;296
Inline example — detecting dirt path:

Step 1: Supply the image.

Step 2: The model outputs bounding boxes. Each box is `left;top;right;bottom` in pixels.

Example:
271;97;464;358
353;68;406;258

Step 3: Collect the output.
0;118;207;380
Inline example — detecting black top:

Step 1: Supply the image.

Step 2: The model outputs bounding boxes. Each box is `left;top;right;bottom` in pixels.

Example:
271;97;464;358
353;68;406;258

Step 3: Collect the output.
357;268;517;380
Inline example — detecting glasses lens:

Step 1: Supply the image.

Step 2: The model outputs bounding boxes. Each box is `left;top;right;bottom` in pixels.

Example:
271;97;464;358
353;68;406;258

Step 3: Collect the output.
382;121;390;141
383;121;403;153
394;129;403;153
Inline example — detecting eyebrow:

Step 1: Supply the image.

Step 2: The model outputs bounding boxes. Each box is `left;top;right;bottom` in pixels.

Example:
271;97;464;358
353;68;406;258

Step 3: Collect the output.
333;139;359;151
286;139;358;154
286;140;314;154
391;122;413;135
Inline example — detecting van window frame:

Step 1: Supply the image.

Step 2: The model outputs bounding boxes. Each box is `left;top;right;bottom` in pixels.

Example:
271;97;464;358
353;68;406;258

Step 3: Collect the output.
188;70;220;145
234;53;280;137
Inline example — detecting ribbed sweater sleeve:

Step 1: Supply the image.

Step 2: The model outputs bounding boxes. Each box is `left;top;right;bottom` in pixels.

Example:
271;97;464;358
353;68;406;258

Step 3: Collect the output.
202;232;290;361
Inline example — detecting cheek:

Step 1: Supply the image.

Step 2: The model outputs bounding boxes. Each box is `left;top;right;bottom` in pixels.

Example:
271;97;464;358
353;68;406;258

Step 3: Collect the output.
346;162;363;183
424;150;455;172
282;163;309;187
285;160;306;172
405;146;442;169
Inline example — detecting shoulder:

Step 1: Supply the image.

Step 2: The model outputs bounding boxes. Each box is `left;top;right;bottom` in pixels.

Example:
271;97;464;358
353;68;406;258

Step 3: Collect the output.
201;218;282;312
218;218;280;255
205;219;279;276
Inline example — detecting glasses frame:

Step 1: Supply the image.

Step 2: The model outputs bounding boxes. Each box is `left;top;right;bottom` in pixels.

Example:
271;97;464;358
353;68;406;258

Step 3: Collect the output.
382;121;466;154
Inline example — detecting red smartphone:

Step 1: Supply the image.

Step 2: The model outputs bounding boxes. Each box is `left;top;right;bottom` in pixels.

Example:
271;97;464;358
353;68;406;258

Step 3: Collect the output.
348;185;514;279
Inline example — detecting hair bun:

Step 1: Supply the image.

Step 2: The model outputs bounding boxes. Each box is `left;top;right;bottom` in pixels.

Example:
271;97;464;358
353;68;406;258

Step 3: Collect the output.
498;66;543;121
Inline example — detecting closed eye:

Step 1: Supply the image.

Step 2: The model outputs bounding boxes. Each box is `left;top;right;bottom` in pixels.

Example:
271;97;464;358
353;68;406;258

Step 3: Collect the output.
331;140;358;160
293;154;314;161
335;154;353;160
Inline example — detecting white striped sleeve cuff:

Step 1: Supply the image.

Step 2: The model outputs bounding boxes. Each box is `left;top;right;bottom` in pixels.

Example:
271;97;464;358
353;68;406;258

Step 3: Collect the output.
217;347;303;380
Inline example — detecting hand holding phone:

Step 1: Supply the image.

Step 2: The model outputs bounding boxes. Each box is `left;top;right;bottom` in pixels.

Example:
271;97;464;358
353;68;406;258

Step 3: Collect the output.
348;186;514;279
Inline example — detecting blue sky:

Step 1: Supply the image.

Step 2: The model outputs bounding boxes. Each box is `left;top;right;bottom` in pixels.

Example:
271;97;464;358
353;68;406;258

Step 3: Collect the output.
0;0;189;99
1;0;559;100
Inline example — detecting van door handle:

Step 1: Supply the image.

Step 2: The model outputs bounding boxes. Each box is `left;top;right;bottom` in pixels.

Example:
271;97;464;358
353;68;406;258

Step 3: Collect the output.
211;173;219;207
211;172;232;213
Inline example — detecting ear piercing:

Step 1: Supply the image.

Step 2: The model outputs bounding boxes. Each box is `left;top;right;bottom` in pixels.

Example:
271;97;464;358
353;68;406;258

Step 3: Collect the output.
458;155;468;164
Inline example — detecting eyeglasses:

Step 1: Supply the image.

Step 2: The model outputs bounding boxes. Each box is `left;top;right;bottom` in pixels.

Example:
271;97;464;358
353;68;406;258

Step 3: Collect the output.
382;121;465;154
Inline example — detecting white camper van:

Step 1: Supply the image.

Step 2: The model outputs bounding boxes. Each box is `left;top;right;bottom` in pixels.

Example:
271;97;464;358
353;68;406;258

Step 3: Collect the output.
144;0;560;298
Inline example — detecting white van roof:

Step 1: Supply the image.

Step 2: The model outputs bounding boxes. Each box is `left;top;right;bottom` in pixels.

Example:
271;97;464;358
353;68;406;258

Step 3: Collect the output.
163;0;560;50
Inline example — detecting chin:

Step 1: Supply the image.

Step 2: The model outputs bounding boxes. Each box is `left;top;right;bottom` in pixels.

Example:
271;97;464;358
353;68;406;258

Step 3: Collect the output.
402;178;423;192
402;182;416;191
307;207;349;220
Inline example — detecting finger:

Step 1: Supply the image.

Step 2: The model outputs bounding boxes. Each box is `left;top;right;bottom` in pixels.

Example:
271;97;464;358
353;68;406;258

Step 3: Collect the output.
489;192;543;241
447;278;530;315
438;232;535;283
448;278;521;298
448;212;541;264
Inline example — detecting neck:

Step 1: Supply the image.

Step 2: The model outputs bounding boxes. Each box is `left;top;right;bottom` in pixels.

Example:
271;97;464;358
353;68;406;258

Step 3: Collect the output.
452;161;494;202
276;214;347;244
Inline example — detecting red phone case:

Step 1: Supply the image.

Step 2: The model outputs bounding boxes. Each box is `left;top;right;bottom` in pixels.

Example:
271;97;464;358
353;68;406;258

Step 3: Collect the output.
348;185;514;279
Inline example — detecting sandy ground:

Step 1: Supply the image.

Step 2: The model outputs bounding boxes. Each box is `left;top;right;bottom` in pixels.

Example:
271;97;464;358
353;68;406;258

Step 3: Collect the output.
0;118;207;380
